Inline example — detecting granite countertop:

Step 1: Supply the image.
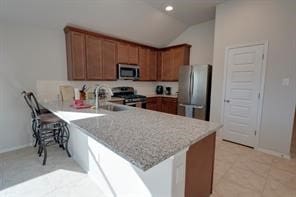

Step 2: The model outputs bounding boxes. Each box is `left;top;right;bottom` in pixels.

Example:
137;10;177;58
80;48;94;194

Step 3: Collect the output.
41;101;222;171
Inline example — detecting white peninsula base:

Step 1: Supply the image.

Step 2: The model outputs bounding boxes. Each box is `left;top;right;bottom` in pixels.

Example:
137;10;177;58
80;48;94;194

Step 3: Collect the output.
69;125;188;197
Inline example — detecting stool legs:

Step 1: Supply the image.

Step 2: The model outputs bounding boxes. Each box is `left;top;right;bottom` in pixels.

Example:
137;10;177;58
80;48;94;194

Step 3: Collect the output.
64;125;71;157
58;124;71;158
37;122;71;165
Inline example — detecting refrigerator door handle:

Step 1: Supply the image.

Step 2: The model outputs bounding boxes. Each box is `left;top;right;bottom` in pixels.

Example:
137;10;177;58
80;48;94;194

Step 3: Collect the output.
193;105;204;109
189;68;193;101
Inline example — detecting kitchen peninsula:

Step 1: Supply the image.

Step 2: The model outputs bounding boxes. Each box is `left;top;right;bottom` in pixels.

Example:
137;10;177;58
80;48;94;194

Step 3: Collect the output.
41;101;222;197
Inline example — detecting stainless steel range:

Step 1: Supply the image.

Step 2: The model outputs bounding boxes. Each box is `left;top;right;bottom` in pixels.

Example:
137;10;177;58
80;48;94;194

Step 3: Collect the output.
112;87;147;108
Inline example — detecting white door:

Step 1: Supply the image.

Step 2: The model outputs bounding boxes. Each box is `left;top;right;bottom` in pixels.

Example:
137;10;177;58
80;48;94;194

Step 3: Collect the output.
223;44;265;147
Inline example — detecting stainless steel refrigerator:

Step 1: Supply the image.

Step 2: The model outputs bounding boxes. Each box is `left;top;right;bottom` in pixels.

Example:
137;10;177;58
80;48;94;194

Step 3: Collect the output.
178;65;212;121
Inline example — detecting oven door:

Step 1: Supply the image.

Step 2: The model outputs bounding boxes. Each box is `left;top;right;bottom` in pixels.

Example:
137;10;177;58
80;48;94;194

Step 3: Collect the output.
118;64;139;80
126;102;146;109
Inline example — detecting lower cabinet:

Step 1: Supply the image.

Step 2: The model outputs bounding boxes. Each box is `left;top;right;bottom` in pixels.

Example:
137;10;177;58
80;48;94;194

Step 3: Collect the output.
146;97;177;115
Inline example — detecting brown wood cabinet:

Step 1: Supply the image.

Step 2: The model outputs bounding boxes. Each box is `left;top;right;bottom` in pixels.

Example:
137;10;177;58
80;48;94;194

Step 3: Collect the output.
139;47;149;80
65;28;117;81
102;40;117;80
64;26;190;81
185;132;216;197
146;97;162;111
139;47;157;81
146;97;177;115
117;42;129;63
160;49;173;81
66;31;86;80
148;50;157;81
117;42;139;64
128;44;139;64
159;45;190;81
86;35;102;80
161;97;178;114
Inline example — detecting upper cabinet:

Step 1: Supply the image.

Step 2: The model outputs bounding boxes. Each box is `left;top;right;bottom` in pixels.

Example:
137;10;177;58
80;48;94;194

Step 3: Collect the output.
65;27;117;80
85;35;102;80
139;47;157;81
117;42;139;64
66;31;86;80
159;45;191;81
102;40;117;80
64;26;190;81
117;42;129;64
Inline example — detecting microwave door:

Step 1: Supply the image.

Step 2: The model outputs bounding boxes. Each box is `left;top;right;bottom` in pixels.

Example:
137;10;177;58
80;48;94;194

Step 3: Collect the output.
118;64;139;80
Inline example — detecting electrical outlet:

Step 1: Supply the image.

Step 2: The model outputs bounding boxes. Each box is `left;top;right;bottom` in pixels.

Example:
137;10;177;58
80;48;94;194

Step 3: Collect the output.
282;78;290;86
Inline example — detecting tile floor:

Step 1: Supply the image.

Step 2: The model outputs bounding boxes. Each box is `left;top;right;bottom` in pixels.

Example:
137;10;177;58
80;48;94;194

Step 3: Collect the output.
0;139;296;197
0;146;105;197
212;139;296;197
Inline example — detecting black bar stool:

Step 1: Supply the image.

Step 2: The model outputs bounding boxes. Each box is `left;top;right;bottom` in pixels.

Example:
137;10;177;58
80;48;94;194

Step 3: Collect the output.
22;91;71;165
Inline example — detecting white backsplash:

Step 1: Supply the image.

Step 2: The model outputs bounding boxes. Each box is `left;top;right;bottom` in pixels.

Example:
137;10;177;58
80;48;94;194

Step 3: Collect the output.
36;80;179;101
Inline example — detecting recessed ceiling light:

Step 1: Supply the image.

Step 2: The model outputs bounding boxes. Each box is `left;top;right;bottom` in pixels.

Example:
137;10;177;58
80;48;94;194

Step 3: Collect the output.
165;5;174;12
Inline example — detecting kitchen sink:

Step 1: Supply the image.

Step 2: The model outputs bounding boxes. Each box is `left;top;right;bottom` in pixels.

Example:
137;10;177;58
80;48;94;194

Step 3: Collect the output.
99;105;128;112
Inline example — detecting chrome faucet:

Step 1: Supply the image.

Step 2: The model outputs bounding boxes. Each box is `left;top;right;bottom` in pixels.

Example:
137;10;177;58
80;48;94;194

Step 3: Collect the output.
95;85;113;110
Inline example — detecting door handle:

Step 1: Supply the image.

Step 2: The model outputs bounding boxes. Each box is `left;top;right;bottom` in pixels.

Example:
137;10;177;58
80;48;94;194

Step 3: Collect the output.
193;105;204;109
189;70;193;100
224;99;230;103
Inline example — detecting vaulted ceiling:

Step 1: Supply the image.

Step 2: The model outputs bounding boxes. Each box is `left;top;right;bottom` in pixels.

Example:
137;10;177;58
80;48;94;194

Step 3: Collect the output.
0;0;221;47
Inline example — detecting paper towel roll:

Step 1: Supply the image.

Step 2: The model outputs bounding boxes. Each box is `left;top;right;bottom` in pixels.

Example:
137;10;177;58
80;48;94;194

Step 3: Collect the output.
74;88;80;100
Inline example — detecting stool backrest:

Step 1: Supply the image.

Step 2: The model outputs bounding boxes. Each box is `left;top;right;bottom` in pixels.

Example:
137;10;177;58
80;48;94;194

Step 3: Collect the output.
59;85;74;102
22;91;41;119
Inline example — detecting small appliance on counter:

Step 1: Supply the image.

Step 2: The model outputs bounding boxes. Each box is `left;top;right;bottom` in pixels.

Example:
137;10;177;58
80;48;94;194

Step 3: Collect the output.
165;87;172;95
156;85;164;95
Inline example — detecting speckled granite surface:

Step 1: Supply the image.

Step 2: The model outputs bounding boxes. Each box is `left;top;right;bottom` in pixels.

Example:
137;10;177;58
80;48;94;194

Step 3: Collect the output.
41;101;222;171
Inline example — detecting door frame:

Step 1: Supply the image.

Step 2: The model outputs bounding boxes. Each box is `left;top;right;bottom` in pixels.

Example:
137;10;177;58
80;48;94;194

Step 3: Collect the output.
220;41;268;148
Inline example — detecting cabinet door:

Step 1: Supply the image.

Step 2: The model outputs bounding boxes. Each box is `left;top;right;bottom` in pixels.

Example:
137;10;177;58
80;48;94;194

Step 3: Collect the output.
102;40;117;80
146;97;157;111
139;47;149;81
171;47;186;80
86;35;102;80
128;45;139;64
162;97;177;114
68;31;86;80
117;42;129;64
148;49;157;81
161;50;173;81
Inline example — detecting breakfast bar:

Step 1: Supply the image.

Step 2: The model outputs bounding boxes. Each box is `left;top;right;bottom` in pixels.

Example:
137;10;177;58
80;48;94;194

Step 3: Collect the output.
41;100;222;197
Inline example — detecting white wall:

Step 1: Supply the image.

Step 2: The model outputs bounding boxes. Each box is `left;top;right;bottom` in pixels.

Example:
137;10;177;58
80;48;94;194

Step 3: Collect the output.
212;0;296;156
0;0;188;48
165;20;215;98
169;20;215;65
0;22;68;152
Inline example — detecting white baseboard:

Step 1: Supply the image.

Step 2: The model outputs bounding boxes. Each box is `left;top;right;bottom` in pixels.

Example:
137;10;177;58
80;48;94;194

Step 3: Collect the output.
0;143;32;154
255;147;291;159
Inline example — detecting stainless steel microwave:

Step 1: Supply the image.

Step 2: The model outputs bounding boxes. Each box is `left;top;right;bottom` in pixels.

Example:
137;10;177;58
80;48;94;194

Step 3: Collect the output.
117;64;140;80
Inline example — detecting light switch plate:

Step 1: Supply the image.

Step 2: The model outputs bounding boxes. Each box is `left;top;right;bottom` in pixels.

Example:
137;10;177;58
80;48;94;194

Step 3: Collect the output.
282;78;290;86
